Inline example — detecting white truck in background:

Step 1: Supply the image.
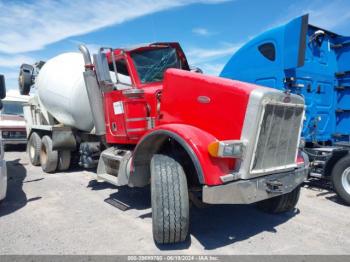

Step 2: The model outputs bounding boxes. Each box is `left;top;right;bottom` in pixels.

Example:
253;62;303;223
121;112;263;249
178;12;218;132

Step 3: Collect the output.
0;90;29;147
0;75;8;202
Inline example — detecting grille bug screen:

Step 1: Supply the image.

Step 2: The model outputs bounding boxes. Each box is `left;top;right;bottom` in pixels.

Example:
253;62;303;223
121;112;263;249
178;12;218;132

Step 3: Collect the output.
251;102;304;173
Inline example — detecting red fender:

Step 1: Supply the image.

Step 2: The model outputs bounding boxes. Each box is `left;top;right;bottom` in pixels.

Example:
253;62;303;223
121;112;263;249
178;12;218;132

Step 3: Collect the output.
132;124;235;186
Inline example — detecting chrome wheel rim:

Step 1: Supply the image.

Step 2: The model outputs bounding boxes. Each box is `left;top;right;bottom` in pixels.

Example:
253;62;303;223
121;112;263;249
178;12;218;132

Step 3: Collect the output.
341;167;350;194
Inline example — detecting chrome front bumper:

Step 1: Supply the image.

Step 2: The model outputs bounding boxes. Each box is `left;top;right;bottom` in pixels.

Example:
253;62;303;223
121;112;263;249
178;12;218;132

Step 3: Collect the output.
3;138;27;145
202;166;308;204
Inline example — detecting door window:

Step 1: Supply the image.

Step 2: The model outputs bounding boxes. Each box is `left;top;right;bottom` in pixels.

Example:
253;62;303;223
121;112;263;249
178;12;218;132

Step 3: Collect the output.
109;58;132;87
258;42;276;61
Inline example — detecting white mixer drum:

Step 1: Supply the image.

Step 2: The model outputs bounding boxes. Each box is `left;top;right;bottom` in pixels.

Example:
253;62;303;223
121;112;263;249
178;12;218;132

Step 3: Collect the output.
36;52;94;132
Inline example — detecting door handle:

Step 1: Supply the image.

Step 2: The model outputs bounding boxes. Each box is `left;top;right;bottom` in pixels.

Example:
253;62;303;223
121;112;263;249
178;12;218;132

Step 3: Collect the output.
111;122;117;131
317;85;321;94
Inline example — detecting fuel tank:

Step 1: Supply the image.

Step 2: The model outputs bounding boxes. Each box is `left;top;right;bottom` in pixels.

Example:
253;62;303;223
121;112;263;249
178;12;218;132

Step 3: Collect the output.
36;52;93;131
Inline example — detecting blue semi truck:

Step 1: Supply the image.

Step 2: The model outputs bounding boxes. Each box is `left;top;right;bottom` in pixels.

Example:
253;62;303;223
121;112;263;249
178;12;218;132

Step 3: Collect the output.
220;14;350;205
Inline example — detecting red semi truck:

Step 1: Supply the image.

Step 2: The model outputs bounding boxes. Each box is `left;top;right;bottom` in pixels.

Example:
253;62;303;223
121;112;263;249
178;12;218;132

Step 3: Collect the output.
19;43;308;244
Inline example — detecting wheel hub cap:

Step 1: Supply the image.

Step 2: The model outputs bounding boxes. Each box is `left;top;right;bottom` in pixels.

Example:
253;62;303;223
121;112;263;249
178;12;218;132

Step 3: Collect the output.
341;167;350;194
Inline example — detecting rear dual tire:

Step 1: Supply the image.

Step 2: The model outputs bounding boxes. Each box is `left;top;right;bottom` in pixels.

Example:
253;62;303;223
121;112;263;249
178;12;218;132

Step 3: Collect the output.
151;154;190;244
40;135;58;173
28;132;41;166
28;134;71;172
41;136;72;173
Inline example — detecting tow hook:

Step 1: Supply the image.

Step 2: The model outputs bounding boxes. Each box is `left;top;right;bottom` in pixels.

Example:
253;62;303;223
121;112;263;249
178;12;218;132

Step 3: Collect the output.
266;180;284;193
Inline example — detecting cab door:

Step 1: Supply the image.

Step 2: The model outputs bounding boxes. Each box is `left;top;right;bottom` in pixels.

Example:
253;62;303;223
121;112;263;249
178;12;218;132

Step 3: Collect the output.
103;57;149;144
288;28;337;142
104;90;128;142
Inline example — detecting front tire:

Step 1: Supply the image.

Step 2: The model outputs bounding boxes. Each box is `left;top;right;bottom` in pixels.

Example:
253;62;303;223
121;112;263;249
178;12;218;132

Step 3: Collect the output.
331;155;350;205
151;154;189;244
257;186;301;213
40;135;58;173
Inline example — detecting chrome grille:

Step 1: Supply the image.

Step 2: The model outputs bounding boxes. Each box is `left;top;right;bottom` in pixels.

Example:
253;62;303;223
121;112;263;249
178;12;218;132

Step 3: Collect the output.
251;102;304;173
2;130;26;139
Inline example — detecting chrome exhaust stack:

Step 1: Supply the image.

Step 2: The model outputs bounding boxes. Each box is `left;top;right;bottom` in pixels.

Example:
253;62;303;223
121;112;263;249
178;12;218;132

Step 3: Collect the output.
79;45;106;136
79;44;93;67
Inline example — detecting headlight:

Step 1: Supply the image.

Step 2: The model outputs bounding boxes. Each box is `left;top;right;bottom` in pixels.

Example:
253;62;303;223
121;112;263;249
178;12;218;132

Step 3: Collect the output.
2;131;8;138
208;140;245;158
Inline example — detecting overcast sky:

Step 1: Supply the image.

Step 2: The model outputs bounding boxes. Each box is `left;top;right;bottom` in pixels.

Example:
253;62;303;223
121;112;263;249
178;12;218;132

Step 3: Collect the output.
1;0;350;90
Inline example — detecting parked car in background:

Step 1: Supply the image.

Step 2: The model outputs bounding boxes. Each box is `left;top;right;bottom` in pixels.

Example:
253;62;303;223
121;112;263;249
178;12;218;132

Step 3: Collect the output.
0;138;7;202
0;90;29;148
0;74;7;202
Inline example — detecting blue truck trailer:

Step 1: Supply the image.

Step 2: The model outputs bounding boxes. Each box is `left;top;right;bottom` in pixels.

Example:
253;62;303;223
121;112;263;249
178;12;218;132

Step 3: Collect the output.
220;14;350;205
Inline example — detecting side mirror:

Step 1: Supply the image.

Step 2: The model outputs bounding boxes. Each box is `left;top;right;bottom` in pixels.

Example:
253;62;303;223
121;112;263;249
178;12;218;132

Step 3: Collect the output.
190;66;203;74
94;48;132;91
0;74;6;99
94;51;113;87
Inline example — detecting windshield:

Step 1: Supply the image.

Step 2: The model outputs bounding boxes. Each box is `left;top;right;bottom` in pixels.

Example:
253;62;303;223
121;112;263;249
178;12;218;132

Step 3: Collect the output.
131;47;181;84
1;101;24;116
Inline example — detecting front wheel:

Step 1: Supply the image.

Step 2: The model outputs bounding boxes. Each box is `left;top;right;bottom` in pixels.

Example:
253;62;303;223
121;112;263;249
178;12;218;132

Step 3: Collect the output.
331;155;350;205
151;154;189;244
257;186;301;213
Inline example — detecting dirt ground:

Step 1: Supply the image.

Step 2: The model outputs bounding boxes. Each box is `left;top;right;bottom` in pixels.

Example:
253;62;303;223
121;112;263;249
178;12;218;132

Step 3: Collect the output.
0;150;349;255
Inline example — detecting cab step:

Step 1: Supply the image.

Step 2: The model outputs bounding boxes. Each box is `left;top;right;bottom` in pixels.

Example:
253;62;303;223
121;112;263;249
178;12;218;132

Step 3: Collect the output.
332;133;350;138
309;172;324;179
97;147;132;186
97;173;119;186
336;109;350;113
335;71;350;78
335;85;350;91
313;160;325;168
331;42;350;49
105;197;130;211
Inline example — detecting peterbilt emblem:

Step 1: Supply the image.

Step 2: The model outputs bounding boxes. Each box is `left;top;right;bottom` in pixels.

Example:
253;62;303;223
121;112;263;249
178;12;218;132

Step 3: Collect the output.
197;96;211;104
283;96;291;103
283;89;291;103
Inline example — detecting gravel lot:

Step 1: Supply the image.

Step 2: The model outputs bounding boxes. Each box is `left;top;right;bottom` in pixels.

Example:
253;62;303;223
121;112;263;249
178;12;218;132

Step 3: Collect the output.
0;149;349;255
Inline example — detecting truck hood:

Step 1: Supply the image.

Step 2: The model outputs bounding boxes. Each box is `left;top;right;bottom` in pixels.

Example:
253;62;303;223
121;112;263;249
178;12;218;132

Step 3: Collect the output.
0;115;26;128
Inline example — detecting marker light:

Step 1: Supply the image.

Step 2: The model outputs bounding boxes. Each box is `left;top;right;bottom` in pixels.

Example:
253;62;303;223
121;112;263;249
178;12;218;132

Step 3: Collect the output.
208;140;245;158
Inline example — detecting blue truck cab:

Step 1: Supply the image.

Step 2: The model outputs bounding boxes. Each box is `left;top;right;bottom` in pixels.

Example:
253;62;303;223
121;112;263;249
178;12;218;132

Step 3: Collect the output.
220;14;350;204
